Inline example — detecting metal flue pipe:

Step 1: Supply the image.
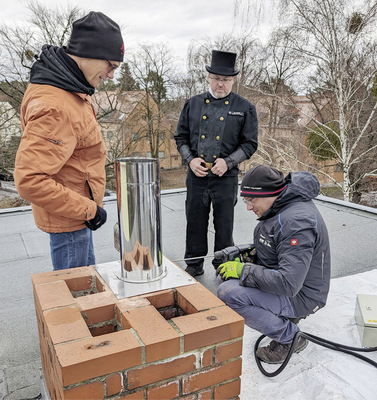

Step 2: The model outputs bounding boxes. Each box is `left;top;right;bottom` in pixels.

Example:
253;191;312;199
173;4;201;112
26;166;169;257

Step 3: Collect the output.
114;157;165;283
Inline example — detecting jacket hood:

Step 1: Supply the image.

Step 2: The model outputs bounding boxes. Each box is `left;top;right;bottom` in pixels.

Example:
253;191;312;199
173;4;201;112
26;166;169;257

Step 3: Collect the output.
30;45;95;95
260;171;320;220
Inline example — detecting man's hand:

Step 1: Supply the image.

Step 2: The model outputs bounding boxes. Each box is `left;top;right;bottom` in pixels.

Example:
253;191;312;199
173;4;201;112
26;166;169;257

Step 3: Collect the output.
216;258;244;280
189;158;208;177
211;158;228;177
85;205;107;231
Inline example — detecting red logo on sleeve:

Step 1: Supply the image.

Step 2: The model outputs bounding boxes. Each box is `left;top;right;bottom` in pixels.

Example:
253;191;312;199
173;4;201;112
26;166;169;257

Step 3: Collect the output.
291;239;298;246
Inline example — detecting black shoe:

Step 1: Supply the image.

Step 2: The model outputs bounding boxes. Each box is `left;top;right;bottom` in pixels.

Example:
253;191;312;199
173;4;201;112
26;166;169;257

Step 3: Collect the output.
256;336;308;364
185;265;204;276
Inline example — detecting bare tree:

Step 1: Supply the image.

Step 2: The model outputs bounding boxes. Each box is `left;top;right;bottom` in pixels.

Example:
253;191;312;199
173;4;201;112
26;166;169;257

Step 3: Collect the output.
0;99;22;170
127;43;177;159
0;1;83;104
256;30;303;134
184;33;264;97
0;1;85;175
235;0;377;202
287;0;377;201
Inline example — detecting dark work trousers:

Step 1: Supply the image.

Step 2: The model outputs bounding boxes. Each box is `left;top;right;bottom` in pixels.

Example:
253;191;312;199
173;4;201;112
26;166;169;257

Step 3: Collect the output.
184;169;238;270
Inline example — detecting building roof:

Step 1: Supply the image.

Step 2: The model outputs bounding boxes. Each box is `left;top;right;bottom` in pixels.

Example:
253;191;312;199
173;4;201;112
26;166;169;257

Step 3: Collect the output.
1;188;377;398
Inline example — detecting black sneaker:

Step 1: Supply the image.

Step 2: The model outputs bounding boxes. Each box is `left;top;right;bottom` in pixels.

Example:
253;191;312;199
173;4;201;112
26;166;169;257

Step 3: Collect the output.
256;336;308;364
185;265;204;277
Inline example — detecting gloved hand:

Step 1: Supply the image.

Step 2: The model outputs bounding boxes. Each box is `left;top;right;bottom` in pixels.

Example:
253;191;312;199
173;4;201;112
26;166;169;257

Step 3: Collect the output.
85;205;107;231
216;258;244;280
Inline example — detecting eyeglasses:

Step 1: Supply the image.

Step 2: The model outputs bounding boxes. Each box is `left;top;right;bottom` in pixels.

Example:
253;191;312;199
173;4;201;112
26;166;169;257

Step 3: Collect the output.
209;76;234;83
242;197;256;205
105;60;119;73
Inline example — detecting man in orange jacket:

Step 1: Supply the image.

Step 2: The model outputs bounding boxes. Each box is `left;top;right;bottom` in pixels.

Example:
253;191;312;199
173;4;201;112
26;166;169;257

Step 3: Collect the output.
14;12;124;270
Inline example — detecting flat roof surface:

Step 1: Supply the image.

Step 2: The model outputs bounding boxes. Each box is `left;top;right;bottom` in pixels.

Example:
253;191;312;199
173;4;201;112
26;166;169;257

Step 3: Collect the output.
1;189;377;399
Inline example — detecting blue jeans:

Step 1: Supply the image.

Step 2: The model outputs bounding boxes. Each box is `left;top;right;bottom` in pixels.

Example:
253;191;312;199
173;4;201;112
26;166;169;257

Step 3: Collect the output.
49;227;95;270
217;279;300;343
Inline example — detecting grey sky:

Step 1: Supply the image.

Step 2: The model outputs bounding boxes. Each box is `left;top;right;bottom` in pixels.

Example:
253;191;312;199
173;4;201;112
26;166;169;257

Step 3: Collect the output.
1;0;274;64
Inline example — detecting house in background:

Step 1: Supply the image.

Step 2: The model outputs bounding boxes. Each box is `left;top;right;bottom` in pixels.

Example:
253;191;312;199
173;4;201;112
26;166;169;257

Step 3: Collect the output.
92;90;179;170
240;92;344;186
0;93;21;145
0;93;22;172
91;88;349;189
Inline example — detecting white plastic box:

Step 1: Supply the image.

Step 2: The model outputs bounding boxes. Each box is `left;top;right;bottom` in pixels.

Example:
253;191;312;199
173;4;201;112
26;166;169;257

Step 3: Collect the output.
354;294;377;347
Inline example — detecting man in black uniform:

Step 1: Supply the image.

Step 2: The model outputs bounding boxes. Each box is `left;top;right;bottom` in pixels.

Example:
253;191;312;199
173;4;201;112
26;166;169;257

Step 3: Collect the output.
175;50;258;276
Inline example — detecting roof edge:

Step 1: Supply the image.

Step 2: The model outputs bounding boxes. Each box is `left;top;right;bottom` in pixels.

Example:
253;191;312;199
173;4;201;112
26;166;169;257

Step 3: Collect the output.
0;189;376;216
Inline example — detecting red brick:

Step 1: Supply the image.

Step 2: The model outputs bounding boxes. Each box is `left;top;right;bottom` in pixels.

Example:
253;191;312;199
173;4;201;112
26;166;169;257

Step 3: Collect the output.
43;305;91;344
90;324;115;337
117;297;150;314
63;380;104;399
76;291;117;324
106;373;123;396
117;392;145;399
94;273;108;292
65;276;96;293
214;378;241;399
128;355;196;389
139;289;175;309
215;340;243;363
172;307;244;351
116;298;151;331
120;305;180;362
33;264;245;400
176;283;224;314
202;348;213;367
55;330;142;386
32;266;94;289
198;390;212;400
182;359;242;395
146;380;179;399
34;281;75;312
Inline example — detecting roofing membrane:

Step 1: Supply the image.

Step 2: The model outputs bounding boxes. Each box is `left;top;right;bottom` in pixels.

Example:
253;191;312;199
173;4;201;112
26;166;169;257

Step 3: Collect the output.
1;189;377;399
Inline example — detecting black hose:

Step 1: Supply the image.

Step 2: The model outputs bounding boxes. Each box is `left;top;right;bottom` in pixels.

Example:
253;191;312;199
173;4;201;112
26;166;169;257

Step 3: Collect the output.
254;331;377;377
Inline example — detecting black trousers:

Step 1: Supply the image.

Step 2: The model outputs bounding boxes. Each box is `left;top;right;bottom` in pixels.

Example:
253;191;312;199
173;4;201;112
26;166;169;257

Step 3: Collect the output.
184;169;238;269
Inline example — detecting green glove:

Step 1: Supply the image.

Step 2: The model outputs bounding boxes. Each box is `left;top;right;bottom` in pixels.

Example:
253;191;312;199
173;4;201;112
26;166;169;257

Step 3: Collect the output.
217;258;244;280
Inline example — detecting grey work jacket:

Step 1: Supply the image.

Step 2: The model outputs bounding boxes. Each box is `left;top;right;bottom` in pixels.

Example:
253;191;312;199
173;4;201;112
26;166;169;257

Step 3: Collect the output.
241;172;331;317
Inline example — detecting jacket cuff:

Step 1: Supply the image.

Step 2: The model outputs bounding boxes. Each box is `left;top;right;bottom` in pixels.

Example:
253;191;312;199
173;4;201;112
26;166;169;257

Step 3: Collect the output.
85;201;98;221
179;144;194;165
224;148;247;170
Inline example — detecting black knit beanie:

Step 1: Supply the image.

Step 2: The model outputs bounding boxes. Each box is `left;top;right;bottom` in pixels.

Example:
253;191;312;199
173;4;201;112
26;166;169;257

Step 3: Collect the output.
66;11;124;62
241;165;287;198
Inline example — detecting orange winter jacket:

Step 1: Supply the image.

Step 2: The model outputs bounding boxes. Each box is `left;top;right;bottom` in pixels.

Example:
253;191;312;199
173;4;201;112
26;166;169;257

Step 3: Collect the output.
15;83;106;233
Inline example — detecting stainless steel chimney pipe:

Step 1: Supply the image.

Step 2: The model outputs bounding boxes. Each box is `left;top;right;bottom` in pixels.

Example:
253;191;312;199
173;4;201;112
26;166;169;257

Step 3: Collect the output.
114;157;165;283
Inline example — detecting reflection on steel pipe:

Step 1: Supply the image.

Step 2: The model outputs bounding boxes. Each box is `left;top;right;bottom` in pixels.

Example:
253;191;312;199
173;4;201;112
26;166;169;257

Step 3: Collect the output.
115;157;165;283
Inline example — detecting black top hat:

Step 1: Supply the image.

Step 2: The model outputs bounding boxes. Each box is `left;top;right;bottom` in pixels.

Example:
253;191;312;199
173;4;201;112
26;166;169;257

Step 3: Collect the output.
206;50;239;76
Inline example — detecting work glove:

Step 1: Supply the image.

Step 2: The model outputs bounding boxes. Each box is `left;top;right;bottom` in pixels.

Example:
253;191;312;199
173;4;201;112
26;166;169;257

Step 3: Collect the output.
85;205;107;231
216;258;244;281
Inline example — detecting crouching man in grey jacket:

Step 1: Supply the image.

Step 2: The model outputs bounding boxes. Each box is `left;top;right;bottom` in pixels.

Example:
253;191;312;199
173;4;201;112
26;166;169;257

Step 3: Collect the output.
217;164;331;364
